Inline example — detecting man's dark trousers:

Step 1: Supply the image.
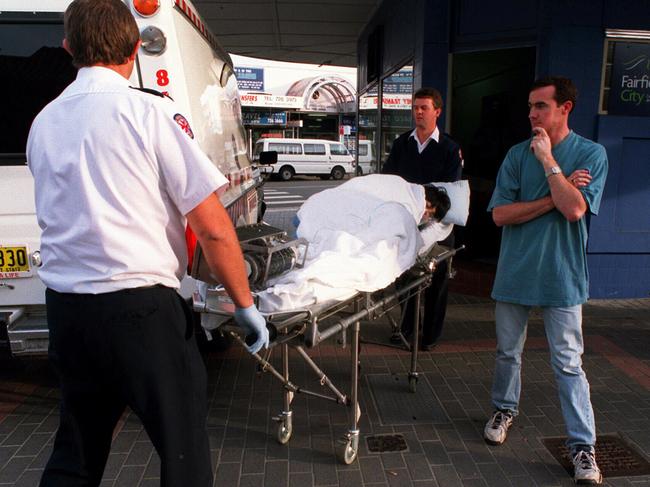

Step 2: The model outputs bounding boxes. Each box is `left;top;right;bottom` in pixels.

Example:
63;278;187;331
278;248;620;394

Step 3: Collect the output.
40;285;212;487
399;258;449;346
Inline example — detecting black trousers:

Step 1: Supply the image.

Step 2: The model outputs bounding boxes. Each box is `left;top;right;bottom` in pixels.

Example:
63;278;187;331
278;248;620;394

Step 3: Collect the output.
40;286;212;487
398;258;449;346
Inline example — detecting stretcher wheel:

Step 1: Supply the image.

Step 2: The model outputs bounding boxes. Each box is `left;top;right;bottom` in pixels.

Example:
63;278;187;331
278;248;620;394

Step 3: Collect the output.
336;439;358;465
408;375;418;393
276;421;292;445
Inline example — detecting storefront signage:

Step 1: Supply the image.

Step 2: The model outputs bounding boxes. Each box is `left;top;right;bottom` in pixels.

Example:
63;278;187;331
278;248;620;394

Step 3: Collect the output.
359;94;412;110
242;111;287;125
383;69;413;94
240;93;303;109
234;67;264;91
608;42;650;116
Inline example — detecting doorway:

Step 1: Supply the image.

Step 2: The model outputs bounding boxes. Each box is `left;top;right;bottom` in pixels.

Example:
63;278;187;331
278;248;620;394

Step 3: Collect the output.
450;47;536;263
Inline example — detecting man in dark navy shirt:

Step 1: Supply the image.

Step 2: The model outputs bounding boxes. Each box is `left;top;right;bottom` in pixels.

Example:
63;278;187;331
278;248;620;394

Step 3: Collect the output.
382;87;462;350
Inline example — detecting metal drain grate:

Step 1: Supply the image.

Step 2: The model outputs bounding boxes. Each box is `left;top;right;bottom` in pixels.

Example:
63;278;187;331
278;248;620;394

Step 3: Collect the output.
366;434;408;453
543;435;650;478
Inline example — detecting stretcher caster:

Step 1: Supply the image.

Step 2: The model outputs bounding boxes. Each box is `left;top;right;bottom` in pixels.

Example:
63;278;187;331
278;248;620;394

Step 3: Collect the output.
336;431;359;465
273;411;292;445
408;373;418;393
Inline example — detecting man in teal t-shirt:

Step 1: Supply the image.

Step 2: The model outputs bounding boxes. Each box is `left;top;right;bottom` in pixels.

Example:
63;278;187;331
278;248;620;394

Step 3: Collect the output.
483;77;608;485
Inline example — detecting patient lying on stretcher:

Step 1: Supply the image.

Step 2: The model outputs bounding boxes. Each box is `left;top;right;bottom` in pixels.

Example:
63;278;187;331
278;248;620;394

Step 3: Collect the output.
257;174;458;313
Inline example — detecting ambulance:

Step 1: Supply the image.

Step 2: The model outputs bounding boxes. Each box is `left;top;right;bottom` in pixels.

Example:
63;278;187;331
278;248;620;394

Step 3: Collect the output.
0;0;267;356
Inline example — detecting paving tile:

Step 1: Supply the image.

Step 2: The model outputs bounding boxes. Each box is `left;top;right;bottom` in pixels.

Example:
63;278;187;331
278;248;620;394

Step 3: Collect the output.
0;456;33;484
242;447;266;475
240;473;265;487
338;468;363;487
214;462;240;486
13;469;43;487
114;465;144;486
431;464;463;487
422;441;451;465
385;467;411;487
449;451;480;480
289;471;313;487
264;460;289;487
289;446;312;473
124;441;153;467
359;455;386;483
404;453;433;480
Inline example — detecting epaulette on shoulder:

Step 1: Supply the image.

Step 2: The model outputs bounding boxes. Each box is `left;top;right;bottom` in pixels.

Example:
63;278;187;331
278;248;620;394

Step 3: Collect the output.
129;86;174;101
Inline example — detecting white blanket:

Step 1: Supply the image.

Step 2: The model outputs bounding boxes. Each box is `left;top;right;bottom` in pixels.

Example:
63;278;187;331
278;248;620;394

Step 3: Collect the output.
258;175;452;313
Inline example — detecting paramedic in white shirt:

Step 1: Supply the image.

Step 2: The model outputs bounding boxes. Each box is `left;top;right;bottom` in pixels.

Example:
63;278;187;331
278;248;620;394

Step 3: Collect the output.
26;1;267;486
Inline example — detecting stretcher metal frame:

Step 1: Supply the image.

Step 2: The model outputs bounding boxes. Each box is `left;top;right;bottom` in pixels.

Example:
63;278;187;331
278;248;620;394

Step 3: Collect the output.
205;245;463;465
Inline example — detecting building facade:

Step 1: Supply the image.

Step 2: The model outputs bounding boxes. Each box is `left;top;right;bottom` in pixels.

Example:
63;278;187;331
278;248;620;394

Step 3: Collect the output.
357;0;650;298
232;55;358;154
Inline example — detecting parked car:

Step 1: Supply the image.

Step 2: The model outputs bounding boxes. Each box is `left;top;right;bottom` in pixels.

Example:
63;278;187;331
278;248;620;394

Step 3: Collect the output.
253;138;355;181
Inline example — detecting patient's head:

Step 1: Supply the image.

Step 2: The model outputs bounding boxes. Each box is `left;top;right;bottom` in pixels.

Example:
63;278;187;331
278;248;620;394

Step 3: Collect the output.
424;185;451;221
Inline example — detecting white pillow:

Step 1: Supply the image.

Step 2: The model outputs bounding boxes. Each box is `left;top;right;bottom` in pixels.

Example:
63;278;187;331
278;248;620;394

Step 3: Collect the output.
427;180;470;226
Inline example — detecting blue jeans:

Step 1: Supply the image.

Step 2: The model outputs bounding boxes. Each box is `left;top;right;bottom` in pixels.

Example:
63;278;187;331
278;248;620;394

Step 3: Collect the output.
491;301;596;451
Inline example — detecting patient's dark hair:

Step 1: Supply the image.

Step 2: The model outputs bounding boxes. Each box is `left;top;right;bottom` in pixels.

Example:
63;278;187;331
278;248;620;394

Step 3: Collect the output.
424;185;451;221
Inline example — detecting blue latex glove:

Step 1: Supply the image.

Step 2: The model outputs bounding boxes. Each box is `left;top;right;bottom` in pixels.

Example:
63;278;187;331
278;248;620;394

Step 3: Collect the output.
234;304;269;354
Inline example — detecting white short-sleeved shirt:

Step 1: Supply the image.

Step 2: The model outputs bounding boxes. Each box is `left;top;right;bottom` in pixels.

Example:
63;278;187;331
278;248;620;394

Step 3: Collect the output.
27;67;228;293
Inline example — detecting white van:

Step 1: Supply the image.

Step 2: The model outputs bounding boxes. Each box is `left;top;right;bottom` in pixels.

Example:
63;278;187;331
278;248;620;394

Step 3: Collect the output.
253;138;355;181
0;0;264;356
356;140;377;175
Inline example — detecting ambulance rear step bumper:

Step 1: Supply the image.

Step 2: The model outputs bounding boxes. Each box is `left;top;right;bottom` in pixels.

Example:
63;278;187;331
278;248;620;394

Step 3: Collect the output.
2;307;49;356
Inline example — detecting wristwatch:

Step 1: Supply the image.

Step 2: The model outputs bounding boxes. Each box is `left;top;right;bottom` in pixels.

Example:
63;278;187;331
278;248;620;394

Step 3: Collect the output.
545;166;562;178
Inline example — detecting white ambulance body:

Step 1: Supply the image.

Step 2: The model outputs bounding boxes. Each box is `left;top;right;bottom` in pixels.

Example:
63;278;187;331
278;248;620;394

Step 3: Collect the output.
0;0;263;356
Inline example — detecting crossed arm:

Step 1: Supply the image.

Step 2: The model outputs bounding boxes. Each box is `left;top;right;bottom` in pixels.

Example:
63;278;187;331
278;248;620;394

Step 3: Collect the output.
492;129;590;227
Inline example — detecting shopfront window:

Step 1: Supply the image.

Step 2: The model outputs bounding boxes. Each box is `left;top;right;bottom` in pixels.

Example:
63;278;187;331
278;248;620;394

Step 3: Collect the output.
379;64;413;168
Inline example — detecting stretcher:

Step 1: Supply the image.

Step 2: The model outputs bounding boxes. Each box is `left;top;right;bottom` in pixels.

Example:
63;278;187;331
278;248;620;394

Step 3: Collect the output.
192;223;463;464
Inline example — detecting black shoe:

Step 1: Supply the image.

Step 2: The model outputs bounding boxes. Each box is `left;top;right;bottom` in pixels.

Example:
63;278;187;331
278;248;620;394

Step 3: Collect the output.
420;342;437;352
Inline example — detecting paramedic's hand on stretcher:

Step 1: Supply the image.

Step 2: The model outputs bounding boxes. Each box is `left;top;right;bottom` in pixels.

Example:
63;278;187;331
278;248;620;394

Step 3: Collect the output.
234;304;269;354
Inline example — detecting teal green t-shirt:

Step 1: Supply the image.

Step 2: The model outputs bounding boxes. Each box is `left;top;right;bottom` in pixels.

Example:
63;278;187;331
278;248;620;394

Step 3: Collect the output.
488;131;608;306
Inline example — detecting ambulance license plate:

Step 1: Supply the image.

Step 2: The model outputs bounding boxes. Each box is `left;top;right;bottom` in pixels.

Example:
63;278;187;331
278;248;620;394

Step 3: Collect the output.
0;246;31;278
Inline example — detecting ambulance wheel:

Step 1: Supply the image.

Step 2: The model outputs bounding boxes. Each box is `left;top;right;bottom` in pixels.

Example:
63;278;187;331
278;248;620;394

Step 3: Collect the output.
331;166;345;180
279;166;294;181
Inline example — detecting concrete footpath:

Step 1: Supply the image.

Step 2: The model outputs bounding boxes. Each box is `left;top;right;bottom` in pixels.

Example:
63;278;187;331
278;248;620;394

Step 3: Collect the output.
2;296;649;487
1;210;649;486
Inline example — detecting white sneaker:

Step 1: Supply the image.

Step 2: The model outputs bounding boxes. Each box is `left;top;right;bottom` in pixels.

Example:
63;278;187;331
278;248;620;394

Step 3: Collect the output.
483;410;513;445
572;450;603;485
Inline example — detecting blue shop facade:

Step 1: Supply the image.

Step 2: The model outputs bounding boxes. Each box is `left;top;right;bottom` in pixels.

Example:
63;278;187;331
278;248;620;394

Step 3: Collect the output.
357;0;650;299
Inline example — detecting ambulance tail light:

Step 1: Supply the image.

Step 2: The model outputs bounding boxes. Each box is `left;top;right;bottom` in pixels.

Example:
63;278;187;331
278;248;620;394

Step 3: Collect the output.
133;0;160;17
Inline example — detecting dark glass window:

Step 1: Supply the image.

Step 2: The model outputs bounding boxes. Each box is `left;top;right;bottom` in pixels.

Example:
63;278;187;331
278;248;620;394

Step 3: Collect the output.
0;18;76;165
